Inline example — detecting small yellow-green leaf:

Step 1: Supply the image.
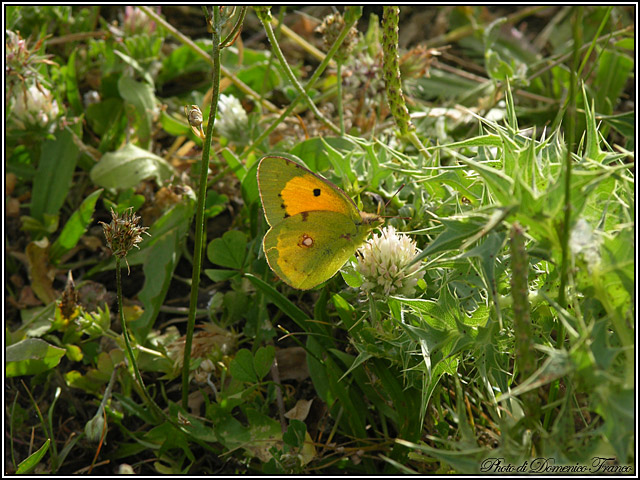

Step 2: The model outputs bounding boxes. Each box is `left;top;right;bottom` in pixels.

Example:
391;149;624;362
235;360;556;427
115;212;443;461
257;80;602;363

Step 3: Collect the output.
6;338;66;377
16;438;50;474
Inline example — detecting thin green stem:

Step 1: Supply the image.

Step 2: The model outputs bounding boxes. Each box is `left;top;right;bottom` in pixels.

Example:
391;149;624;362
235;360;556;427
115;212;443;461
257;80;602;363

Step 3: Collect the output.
259;7;285;102
576;6;612;79
221;6;247;48
337;60;345;135
258;11;340;134
182;7;222;410
558;5;581;320
113;258;191;430
20;380;56;468
242;12;360;159
115;258;160;419
545;5;582;431
10;391;18;470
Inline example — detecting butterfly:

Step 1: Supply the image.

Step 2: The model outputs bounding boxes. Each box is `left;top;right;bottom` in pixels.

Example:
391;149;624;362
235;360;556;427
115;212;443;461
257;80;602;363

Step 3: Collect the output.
257;155;382;289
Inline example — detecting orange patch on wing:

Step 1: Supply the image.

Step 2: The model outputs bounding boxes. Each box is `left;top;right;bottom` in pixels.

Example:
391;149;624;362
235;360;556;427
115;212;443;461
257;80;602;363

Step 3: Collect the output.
280;176;353;217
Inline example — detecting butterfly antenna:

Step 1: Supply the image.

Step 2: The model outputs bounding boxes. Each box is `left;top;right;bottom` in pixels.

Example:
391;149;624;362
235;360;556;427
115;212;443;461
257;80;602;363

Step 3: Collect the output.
384;184;406;210
380;184;410;220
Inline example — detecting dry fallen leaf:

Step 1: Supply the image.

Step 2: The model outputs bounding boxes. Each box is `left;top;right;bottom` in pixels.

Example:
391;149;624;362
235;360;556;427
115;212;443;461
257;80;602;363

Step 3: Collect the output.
26;238;58;304
285;398;313;422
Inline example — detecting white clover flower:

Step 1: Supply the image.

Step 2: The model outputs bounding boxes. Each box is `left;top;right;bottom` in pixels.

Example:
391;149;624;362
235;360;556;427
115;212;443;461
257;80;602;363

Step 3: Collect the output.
11;84;60;131
356;226;424;297
216;94;249;144
569;218;601;270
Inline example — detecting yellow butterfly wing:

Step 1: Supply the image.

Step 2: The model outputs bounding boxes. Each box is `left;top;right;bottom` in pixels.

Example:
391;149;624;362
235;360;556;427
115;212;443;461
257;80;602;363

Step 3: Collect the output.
257;155;382;289
257;155;360;225
263;210;375;290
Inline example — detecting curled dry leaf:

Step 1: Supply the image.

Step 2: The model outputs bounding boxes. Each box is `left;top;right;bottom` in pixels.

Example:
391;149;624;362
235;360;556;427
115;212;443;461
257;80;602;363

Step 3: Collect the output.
284;398;313;422
26;238;57;304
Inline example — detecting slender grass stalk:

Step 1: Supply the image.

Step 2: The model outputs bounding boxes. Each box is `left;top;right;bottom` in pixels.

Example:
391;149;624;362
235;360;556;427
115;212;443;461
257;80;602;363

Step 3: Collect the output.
270;15;335;66
259;7;285;101
509;223;539;428
242;9;362;159
182;6;222;410
256;7;340;135
115;257;162;421
558;5;582;330
545;5;582;431
10;391;18;470
20;380;56;471
336;60;345;135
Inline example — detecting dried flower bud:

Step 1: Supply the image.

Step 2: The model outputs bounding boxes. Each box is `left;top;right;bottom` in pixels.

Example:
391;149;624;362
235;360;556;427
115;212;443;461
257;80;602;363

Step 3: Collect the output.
316;12;359;63
58;271;79;320
184;104;206;140
100;208;150;272
85;409;106;443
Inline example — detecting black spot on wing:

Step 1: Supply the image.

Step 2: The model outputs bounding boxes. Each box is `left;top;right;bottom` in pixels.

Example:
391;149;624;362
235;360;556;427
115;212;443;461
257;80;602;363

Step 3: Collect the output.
313;188;321;197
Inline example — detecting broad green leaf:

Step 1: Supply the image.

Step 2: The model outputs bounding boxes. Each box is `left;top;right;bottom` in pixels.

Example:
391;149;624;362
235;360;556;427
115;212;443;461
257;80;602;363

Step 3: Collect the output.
244;408;283;462
65;49;82;115
229;349;257;383
207;230;247;269
30;129;79;223
50;189;103;262
305;337;367;439
158;41;213;86
117;74;157;148
204;188;227;219
283;419;306;448
253;345;275;381
6;338;66;377
133;201;195;340
241;158;260;207
90;143;174;191
290;137;354;173
204;269;238;282
595;386;634;462
221;148;248;181
595;48;634;116
86;97;126;152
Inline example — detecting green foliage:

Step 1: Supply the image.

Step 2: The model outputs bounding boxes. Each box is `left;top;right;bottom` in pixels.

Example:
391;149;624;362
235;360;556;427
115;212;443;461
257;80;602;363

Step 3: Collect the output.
6;339;66;377
5;5;633;475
